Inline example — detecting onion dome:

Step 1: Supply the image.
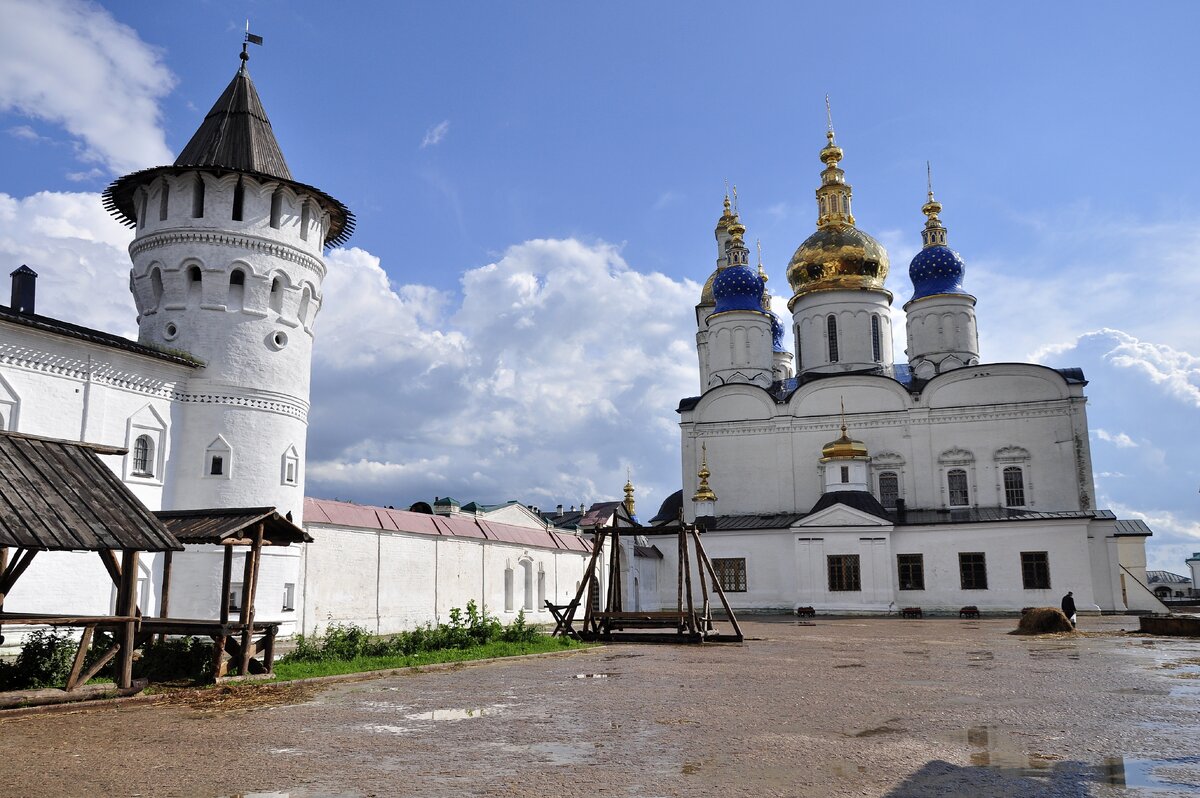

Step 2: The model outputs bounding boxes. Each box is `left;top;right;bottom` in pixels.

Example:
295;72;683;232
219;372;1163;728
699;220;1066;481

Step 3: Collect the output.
712;263;765;313
820;420;869;461
908;172;968;301
785;124;889;308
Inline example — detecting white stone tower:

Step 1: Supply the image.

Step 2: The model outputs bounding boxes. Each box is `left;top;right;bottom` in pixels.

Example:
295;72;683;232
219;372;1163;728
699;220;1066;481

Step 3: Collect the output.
903;176;980;379
103;48;353;523
787;124;894;376
703;220;774;388
819;411;871;493
695;195;739;390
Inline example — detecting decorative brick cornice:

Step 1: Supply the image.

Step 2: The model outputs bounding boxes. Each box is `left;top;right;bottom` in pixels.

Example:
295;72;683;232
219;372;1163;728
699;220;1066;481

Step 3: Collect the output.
130;229;326;280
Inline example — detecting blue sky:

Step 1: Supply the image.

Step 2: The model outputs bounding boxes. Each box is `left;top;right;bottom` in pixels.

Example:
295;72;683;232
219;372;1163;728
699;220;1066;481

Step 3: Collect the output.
1;1;1197;570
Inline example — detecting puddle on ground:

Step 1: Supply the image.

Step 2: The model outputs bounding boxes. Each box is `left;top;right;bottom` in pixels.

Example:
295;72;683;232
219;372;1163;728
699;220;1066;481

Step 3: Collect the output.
602;653;645;660
1098;756;1200;791
229;791;363;797
854;725;906;738
681;762;701;775
404;706;503;721
574;672;620;679
834;663;864;669
1029;646;1080;661
959;725;1061;777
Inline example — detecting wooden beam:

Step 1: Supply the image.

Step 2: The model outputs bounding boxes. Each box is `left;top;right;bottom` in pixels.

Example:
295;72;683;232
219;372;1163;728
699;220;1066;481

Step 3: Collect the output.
65;625;96;691
262;625;277;674
692;531;710;633
0;548;37;601
157;548;173;644
681;527;695;634
218;544;233;626
692;528;743;641
560;528;605;637
116;549;138;689
98;549;122;588
73;641;120;688
239;523;264;675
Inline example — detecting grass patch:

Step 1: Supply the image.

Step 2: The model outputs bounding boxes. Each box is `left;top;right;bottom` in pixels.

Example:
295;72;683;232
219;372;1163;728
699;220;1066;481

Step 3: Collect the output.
273;636;587;681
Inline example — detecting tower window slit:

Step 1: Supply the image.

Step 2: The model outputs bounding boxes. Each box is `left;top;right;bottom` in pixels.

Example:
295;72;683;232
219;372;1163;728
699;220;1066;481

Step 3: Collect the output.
159;183;169;220
192;177;205;218
232;177;244;221
871;315;882;361
827;315;839;363
270;190;283;229
300;202;310;241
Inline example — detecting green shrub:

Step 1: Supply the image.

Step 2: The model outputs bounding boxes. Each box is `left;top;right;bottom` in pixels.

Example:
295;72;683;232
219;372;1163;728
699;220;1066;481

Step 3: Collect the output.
0;629;76;690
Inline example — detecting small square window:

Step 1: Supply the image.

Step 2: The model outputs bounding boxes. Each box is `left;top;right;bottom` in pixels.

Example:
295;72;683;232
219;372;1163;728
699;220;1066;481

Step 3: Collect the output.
711;558;747;593
897;554;924;591
959;552;988;590
828;554;861;592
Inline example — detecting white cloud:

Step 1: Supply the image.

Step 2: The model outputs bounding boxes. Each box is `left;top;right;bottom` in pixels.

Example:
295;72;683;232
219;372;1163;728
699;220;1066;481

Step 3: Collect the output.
7;124;43;142
1036;328;1200;408
420;120;450;149
652;191;681;211
0;0;174;174
65;168;105;182
1095;429;1137;449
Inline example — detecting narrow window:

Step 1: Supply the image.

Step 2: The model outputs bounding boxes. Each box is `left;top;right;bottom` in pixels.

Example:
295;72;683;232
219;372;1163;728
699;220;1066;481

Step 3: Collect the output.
1004;466;1026;507
827;554;861;591
878;472;899;509
282;582;296;611
298;285;313;327
159;183;170;221
522;561;534;611
286;461;295;483
1021;551;1050;590
711;558;748;592
871;315;882;362
270;189;283;229
150;267;164;310
827;315;839;363
232;177;244;221
840;465;850;483
504;567;514;612
959;552;988;590
210;455;224;476
270;277;284;313
228;582;244;612
137;190;147;229
187;265;202;306
300;202;310;241
537;570;546;609
897;554;924;590
132;435;153;476
192;175;205;218
229;269;245;286
0;411;5;431
947;469;969;506
795;326;803;371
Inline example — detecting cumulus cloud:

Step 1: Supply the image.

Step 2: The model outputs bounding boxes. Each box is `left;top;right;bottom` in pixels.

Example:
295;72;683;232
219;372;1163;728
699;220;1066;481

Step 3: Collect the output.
1036;328;1200;408
1102;499;1200;572
0;0;174;174
1095;429;1137;449
307;238;699;511
420;120;450;149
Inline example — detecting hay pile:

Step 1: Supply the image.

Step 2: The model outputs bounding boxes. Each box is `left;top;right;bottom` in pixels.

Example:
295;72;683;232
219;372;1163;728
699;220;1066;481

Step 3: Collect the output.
1011;607;1074;635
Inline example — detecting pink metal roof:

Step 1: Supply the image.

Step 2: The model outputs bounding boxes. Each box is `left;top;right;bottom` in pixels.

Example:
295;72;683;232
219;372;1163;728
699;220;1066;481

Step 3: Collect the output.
304;497;592;553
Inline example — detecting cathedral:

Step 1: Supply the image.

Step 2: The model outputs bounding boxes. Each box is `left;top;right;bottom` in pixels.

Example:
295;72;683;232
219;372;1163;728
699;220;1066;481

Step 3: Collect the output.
654;126;1163;615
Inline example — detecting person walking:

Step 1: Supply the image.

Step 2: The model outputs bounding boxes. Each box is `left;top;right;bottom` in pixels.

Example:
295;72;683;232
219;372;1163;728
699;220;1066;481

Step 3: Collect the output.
1062;590;1077;628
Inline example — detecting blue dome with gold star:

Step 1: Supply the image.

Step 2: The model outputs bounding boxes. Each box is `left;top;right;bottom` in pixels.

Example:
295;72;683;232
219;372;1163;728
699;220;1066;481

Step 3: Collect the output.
713;264;766;313
908;244;967;300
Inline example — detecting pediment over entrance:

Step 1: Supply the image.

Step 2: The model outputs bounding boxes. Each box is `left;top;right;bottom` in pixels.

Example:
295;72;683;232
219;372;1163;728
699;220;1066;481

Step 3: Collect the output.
793;504;893;528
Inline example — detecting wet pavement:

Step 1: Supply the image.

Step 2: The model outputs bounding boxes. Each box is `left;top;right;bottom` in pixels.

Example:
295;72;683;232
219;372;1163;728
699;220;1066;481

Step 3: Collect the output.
1;616;1198;797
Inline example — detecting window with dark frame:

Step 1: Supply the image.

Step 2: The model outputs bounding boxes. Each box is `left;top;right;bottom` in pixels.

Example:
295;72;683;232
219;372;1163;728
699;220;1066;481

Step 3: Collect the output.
947;469;969;506
827;554;861;591
132;435;153;477
897;553;924;590
871;315;882;362
1021;551;1051;590
1004;466;1026;507
210;455;224;476
711;558;748;593
878;471;899;509
827;315;839;362
959;552;988;590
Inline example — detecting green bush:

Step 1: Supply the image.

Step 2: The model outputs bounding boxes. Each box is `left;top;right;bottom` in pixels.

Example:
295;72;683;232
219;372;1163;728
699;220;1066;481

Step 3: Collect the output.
0;629;76;690
281;602;547;665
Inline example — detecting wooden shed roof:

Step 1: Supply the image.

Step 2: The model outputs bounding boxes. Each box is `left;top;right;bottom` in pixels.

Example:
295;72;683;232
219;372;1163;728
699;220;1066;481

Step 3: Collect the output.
154;507;312;545
0;431;181;552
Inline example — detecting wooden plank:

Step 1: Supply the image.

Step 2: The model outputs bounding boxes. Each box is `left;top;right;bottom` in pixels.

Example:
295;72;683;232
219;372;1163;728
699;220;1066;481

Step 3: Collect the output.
0;612;135;625
0;430;127;456
692;528;743;641
0;444;66;549
65;625;96;691
98;549;122;588
117;549;138;689
0;548;37;599
239;524;264;675
17;438;112;550
157;549;173;643
692;531;711;633
564;529;605;637
45;443;142;550
681;527;695;634
262;625;277;674
74;641;121;687
219;545;233;625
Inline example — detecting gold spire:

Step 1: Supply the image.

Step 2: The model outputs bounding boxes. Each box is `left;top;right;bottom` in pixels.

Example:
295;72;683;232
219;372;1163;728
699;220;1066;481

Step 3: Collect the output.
816;96;854;228
691;443;717;502
921;161;948;248
623;470;636;516
715;189;735;233
820;398;869;460
757;239;772;312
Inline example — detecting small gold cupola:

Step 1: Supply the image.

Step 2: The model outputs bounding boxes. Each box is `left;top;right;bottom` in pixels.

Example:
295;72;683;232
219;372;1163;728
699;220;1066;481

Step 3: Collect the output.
819;401;872;493
623;472;636;517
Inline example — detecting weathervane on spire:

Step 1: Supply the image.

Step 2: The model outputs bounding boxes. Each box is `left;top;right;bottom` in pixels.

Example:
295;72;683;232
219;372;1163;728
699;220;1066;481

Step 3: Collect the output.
825;94;835;141
241;20;264;66
926;160;933;199
731;184;739;214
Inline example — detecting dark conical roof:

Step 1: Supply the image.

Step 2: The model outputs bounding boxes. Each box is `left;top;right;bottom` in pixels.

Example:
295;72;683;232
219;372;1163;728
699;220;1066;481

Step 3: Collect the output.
103;59;354;247
174;64;293;180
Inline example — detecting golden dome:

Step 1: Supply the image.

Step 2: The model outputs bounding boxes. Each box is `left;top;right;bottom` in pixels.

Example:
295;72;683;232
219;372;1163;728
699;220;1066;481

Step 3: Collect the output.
785;127;890;308
820;424;869;461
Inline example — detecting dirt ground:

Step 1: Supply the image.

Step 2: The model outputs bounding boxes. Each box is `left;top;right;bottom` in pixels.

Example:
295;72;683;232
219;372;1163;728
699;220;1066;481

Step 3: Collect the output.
2;616;1199;798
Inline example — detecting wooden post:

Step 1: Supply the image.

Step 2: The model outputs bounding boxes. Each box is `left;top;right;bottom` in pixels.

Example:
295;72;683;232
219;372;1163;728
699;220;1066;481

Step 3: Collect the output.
692;529;743;641
117;549;138;689
0;545;6;644
263;625;277;674
692;529;711;634
562;530;605;637
219;544;233;626
157;549;173;644
680;528;695;634
240;523;264;675
211;635;227;682
676;528;684;620
582;530;608;635
66;625;95;691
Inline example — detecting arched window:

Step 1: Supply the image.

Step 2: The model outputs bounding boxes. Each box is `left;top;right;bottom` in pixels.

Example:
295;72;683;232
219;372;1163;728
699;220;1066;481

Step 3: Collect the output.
1003;466;1026;507
229;269;245;286
504;566;514;612
191;175;205;218
537;569;546;609
136;189;147;229
522;560;534;611
270;189;283;229
947;469;969;507
158;183;169;221
827;315;839;362
269;277;284;314
232;177;245;221
150;267;164;310
132;435;153;477
187;265;202;306
300;202;310;241
205;436;231;479
871;315;882;362
228;268;245;311
878;471;899;509
298;285;313;327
